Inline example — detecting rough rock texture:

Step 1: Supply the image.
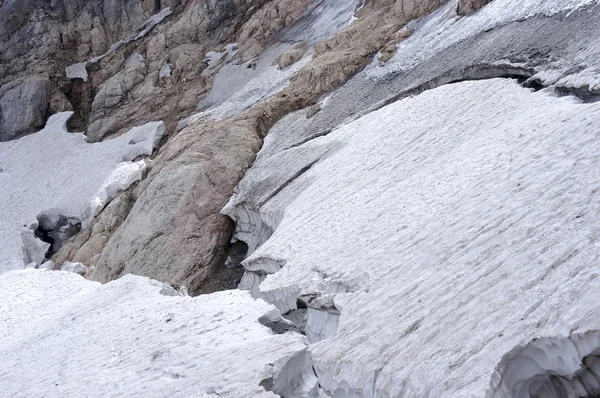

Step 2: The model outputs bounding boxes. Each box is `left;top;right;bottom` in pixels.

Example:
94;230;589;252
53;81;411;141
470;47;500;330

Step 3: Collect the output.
85;116;264;294
0;76;50;141
458;0;493;14
0;0;160;138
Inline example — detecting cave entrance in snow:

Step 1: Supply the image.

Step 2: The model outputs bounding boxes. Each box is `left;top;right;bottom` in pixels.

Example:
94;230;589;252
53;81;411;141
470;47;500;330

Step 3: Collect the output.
34;214;82;259
494;332;600;398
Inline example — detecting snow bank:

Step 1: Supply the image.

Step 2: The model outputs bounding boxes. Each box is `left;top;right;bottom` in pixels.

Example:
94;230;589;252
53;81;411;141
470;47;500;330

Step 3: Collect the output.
239;79;600;396
0;112;164;272
0;269;307;397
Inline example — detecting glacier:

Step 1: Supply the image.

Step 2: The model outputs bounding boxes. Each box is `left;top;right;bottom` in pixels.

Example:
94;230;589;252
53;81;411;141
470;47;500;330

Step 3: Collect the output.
0;269;307;398
231;79;600;396
2;0;600;396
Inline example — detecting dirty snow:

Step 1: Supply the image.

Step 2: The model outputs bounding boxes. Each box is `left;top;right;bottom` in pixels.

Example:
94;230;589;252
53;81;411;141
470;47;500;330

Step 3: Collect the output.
0;269;307;398
0;112;163;272
366;0;600;78
241;79;600;396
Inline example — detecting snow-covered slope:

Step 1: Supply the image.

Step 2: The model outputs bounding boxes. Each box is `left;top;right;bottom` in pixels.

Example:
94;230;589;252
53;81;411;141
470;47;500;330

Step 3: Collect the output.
0;113;163;272
232;79;600;396
0;269;308;398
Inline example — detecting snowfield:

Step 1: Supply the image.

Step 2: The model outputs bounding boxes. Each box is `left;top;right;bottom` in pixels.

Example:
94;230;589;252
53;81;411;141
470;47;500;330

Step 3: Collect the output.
0;269;307;397
0;112;163;272
234;79;600;396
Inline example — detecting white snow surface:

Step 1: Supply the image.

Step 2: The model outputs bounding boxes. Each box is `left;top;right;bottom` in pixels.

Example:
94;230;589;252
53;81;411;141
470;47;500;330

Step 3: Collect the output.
0;112;164;272
0;269;306;397
365;0;600;78
243;79;600;396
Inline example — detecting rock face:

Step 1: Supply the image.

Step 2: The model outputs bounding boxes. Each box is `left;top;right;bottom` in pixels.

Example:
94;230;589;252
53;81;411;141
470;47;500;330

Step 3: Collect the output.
458;0;493;14
0;0;160;139
0;76;50;141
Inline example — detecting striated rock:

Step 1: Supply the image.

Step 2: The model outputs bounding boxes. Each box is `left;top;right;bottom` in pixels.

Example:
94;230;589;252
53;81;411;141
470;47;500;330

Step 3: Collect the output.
85;115;264;294
87;53;147;142
235;0;313;62
273;44;308;69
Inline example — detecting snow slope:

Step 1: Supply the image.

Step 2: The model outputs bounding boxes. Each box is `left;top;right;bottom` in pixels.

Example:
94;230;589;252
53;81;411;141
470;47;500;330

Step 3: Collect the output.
0;269;307;398
237;79;600;396
0;112;163;272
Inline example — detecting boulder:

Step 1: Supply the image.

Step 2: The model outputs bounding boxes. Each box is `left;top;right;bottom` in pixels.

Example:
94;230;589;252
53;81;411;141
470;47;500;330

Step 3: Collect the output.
0;76;50;141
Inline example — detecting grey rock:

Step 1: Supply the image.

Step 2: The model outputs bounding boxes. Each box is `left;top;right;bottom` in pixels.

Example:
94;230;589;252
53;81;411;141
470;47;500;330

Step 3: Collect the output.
61;261;88;275
86;53;147;142
458;0;493;15
0;76;50;141
86;116;263;295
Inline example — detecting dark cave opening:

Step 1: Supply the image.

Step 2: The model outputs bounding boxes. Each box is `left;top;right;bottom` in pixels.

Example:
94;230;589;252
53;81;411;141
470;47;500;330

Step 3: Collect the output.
34;214;82;260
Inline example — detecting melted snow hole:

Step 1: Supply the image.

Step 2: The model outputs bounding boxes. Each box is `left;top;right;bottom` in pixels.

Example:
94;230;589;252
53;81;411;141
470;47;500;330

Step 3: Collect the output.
34;212;81;259
494;332;600;398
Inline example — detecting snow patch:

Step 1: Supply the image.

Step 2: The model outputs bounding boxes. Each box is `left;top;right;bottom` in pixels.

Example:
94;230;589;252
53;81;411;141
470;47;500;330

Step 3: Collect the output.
0;112;164;272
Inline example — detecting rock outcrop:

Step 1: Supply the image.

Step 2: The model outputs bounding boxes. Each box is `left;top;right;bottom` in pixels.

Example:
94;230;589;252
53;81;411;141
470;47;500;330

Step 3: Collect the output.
458;0;493;14
0;76;50;141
